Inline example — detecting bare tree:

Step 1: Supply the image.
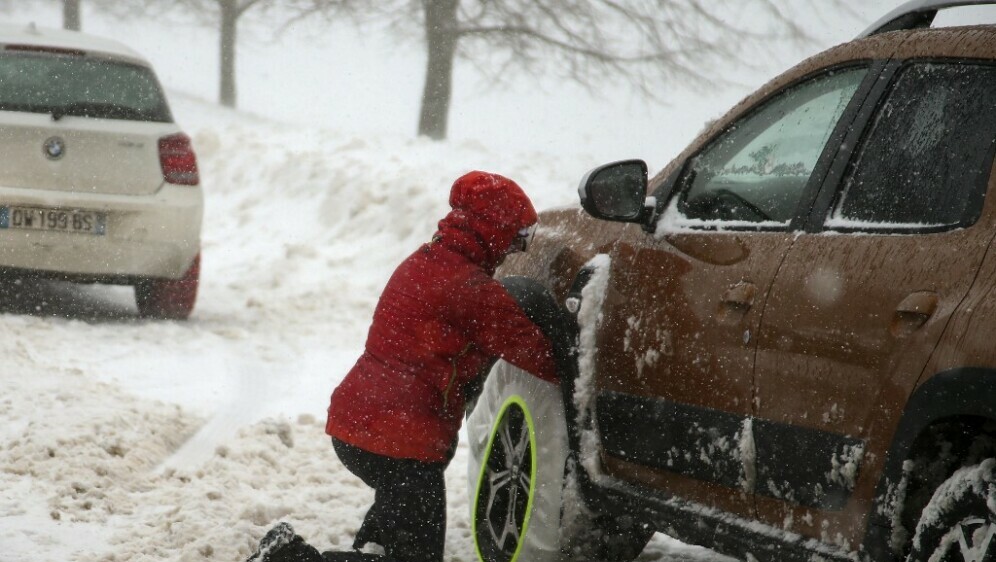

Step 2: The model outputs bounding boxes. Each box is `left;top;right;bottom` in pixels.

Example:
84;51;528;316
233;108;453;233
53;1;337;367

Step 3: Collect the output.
63;0;82;30
213;0;270;107
100;0;271;108
298;0;852;140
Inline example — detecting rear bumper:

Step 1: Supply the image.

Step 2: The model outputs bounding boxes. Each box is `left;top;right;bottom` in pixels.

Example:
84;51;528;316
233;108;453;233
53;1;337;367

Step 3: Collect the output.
0;182;202;280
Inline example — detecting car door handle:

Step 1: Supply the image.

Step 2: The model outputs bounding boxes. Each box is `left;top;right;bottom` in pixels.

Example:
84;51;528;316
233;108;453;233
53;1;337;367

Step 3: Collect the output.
891;291;938;336
721;281;757;310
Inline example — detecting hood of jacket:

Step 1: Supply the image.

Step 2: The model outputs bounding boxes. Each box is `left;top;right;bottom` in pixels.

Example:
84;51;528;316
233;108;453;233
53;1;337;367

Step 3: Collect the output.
435;171;538;273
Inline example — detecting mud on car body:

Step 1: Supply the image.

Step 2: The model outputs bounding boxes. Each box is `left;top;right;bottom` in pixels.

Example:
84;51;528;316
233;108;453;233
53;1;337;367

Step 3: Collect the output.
467;2;996;561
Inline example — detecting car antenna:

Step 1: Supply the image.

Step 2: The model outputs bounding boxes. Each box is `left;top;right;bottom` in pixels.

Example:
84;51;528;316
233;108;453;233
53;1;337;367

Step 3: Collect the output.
26;22;40;36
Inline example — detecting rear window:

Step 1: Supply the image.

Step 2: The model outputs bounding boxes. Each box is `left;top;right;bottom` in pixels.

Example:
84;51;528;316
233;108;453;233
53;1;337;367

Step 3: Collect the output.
0;51;171;122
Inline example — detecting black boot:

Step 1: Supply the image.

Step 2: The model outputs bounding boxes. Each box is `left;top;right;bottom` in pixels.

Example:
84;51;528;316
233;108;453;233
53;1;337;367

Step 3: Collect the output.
247;523;324;562
352;511;382;552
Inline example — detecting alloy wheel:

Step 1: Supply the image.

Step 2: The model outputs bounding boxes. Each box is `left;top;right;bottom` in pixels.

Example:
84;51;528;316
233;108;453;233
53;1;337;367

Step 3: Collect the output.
950;517;996;562
474;399;535;562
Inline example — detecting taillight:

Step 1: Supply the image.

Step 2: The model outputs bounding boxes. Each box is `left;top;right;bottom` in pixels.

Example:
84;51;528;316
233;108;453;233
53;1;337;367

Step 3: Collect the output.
159;133;200;186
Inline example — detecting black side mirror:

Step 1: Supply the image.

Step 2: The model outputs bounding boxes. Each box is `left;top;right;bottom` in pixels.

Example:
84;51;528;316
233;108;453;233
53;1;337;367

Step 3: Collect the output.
578;159;649;223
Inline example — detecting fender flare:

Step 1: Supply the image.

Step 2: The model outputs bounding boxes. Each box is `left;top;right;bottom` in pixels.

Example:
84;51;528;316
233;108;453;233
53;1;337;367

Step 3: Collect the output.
864;367;996;560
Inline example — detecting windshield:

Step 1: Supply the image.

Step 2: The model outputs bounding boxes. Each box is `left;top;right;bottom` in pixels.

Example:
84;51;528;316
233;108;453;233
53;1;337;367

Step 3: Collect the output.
0;51;171;122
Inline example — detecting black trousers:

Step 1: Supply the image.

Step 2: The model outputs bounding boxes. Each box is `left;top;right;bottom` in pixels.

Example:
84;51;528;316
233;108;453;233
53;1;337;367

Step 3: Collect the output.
330;438;448;562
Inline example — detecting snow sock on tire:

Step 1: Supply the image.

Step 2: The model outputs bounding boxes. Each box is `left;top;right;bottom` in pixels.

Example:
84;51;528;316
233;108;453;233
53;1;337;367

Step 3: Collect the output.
466;360;653;562
466;361;570;562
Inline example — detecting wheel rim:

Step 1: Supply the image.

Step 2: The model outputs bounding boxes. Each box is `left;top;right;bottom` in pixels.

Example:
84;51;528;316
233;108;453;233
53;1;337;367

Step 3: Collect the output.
474;396;536;562
928;516;996;562
952;517;996;562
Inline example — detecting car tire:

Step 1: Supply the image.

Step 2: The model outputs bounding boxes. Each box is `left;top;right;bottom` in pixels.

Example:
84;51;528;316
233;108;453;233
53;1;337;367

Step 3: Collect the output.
466;360;651;562
905;459;996;562
135;253;200;320
559;487;654;562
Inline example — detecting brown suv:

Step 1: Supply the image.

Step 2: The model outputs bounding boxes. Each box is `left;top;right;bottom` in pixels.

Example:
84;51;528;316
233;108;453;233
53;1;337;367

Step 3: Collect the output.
466;2;996;562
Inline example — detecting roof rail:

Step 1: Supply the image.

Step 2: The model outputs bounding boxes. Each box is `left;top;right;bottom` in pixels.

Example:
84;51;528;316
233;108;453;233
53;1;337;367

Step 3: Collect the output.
858;0;996;38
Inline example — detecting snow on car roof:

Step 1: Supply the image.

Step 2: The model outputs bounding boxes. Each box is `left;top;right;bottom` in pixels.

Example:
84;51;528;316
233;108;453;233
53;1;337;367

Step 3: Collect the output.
0;22;149;66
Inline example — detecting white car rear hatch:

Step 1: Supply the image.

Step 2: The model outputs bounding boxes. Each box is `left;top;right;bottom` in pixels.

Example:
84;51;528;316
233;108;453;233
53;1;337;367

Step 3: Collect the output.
0;45;177;196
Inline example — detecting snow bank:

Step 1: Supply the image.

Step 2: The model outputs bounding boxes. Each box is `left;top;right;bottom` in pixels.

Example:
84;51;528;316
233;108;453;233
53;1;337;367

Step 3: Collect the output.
0;334;200;560
174;93;582;350
0;352;474;561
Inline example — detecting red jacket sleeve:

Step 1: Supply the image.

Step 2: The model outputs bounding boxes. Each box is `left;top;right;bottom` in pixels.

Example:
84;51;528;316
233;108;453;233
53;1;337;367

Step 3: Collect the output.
447;273;559;382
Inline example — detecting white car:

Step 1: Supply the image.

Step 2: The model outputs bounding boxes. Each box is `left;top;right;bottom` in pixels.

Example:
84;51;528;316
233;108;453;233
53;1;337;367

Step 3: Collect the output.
0;24;203;319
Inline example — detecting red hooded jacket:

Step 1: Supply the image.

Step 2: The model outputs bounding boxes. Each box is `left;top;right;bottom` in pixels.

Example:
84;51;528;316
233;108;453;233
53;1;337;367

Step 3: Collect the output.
326;171;558;463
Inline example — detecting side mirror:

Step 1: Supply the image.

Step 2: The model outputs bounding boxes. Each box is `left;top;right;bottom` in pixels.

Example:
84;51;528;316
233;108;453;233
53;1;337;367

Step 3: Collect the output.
578;159;649;223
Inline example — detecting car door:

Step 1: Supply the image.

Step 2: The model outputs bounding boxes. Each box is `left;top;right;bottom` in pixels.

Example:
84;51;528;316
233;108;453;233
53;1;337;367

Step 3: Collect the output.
753;61;996;548
591;65;873;519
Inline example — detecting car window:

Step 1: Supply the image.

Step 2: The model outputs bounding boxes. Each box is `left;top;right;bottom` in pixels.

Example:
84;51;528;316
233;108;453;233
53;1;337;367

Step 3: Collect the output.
671;67;868;228
0;52;171;122
828;63;996;230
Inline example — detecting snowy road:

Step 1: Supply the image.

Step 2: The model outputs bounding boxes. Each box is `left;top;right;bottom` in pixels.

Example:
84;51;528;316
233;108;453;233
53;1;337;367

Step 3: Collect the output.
0;97;734;562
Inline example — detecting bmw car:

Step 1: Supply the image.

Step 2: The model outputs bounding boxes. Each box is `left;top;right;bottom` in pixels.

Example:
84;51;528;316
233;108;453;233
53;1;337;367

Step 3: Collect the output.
0;23;203;319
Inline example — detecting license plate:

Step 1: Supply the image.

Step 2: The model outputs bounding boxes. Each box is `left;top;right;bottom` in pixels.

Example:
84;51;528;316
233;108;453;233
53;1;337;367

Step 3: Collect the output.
0;206;106;235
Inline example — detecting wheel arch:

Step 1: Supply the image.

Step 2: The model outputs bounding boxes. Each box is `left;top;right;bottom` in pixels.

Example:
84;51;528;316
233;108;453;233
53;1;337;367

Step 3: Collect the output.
498;275;581;442
864;367;996;560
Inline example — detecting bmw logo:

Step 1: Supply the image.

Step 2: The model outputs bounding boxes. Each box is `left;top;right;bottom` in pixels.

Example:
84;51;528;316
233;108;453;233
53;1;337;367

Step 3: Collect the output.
43;137;65;160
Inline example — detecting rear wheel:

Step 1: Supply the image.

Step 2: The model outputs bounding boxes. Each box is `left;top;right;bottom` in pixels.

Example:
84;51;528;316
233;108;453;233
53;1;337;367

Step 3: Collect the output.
135;253;200;320
906;459;996;562
467;361;652;562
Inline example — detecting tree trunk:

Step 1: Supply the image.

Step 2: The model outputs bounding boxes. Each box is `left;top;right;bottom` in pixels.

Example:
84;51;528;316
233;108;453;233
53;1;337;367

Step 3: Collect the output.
219;0;238;108
417;0;459;140
63;0;81;31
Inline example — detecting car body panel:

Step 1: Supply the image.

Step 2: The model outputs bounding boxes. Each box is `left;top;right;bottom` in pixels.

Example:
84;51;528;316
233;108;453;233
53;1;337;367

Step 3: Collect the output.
0;182;202;279
927;234;996;373
748;30;996;548
593;228;796;517
753;219;996;547
0;110;178;196
577;34;899;526
500;209;628;303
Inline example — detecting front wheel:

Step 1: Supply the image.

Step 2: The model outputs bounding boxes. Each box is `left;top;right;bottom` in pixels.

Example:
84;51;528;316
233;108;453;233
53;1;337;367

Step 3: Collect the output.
135;253;200;320
906;459;996;562
466;361;652;562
